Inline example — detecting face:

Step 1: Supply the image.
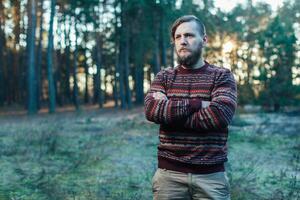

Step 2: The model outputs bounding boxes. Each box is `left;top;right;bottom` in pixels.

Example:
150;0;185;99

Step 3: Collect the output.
174;21;206;67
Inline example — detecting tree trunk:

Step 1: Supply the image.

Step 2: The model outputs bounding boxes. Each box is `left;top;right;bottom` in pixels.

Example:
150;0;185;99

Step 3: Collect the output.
153;16;160;75
133;13;144;105
134;53;144;105
0;47;4;106
113;52;119;108
123;22;132;109
46;0;56;113
54;49;61;106
119;0;132;109
27;0;37;114
160;11;167;68
0;1;5;106
64;14;71;103
0;29;4;106
73;18;79;110
84;56;89;104
12;0;21;103
113;5;119;108
104;72;108;104
7;52;14;104
53;18;64;106
36;0;44;109
19;8;27;105
118;41;126;109
95;34;103;108
84;48;89;104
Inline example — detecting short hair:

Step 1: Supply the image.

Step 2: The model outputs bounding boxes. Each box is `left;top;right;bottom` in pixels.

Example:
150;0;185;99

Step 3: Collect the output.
170;15;206;42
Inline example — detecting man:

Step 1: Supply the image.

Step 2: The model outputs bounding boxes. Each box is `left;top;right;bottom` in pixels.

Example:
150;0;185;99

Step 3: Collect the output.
144;15;237;200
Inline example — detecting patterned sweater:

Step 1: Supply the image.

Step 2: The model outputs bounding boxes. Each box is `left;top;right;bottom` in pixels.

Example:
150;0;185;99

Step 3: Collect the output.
144;61;237;173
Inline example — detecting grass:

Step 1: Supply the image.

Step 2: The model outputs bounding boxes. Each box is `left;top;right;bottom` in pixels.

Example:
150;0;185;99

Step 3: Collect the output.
0;108;299;200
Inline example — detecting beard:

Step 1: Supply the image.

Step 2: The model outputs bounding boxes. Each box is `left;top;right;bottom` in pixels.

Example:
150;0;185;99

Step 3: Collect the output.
176;43;203;68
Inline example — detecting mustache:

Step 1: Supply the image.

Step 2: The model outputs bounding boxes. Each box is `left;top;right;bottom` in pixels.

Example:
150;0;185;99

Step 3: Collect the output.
179;48;191;52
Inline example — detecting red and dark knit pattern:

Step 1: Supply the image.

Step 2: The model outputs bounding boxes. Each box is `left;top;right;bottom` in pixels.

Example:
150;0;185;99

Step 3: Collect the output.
144;61;237;173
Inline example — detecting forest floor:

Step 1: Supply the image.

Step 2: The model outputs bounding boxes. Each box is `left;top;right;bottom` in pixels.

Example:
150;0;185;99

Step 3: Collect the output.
0;107;299;200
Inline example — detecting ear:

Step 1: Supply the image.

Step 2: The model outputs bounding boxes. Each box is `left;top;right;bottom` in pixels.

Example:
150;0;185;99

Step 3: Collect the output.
202;35;208;47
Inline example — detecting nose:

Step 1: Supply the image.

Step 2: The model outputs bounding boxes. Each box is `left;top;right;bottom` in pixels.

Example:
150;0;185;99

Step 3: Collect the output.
179;36;187;45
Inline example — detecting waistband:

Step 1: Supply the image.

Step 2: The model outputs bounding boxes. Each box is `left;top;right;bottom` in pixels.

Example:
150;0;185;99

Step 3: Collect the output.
158;156;225;174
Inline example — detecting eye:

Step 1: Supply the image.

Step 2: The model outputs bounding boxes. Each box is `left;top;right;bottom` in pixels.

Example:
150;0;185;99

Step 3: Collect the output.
185;33;194;38
175;35;181;40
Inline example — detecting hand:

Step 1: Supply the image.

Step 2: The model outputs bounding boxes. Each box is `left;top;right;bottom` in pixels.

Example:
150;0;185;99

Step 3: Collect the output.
202;101;210;108
153;92;168;100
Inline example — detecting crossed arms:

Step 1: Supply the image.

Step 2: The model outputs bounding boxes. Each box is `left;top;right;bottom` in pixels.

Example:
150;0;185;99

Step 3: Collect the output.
144;69;237;130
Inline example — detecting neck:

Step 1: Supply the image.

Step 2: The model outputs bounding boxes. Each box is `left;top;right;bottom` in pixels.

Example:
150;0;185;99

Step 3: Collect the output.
182;58;205;69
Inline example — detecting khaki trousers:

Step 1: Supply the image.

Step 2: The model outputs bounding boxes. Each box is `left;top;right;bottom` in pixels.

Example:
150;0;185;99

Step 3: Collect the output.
152;168;230;200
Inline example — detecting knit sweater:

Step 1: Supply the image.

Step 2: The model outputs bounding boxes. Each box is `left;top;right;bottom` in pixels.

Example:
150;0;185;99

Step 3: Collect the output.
144;61;237;174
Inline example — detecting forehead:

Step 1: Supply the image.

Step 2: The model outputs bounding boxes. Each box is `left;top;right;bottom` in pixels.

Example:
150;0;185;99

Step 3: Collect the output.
175;21;200;35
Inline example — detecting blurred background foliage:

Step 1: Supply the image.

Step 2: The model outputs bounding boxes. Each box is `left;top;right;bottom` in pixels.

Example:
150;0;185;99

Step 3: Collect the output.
0;0;299;114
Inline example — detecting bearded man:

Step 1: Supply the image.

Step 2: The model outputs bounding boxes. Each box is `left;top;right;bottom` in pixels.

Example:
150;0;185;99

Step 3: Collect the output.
144;15;237;200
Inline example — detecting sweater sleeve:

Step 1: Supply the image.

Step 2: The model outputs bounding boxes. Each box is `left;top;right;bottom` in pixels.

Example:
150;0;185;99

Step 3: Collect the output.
144;69;199;125
184;69;237;130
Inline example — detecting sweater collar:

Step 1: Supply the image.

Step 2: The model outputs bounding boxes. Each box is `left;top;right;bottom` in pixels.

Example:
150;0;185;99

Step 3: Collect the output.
177;61;209;74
